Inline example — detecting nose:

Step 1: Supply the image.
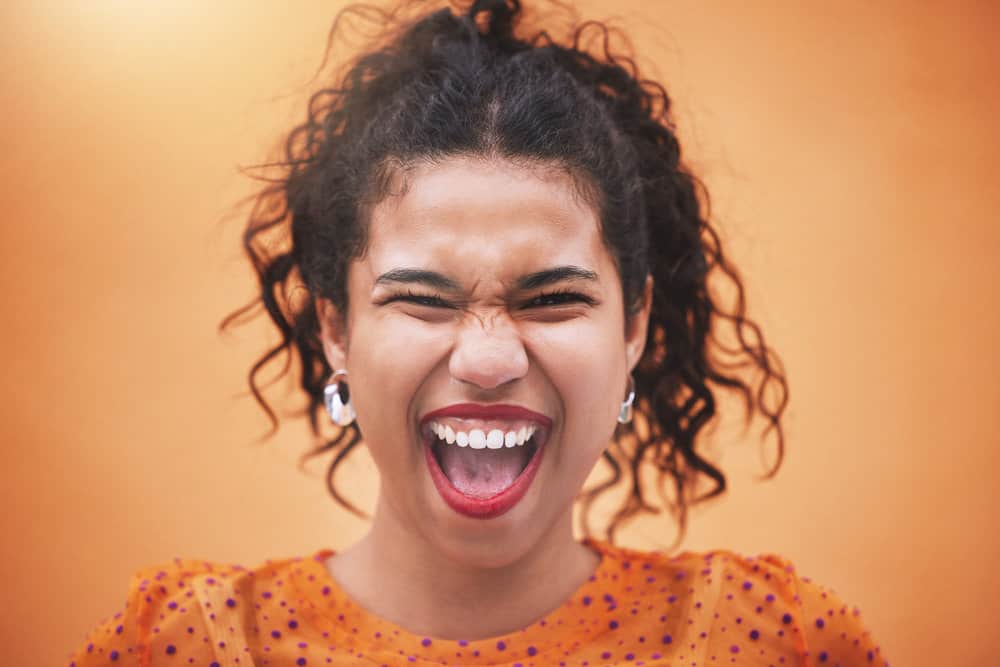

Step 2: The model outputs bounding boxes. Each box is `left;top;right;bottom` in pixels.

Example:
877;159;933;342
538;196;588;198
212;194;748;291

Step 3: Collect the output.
448;312;529;390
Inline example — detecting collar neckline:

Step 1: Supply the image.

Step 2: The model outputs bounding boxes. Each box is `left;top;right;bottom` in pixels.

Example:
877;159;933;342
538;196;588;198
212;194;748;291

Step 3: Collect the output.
288;537;634;663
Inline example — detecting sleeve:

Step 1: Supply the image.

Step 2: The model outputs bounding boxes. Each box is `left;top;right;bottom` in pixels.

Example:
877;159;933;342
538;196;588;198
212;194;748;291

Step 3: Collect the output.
65;560;222;667
65;568;143;667
792;569;891;667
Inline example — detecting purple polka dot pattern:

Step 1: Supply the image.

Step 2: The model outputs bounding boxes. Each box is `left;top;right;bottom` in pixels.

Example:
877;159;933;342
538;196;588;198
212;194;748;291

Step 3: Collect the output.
65;538;889;666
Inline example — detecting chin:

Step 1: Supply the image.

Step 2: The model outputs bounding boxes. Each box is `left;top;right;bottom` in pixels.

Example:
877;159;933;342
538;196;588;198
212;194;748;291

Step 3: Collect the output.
417;472;565;570
429;520;548;570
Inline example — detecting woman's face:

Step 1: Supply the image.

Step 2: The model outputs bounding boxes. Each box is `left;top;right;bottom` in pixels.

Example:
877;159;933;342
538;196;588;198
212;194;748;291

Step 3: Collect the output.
318;156;651;567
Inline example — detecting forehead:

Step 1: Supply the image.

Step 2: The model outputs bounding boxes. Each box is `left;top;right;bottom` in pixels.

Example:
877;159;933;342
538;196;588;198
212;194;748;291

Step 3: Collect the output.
362;156;608;279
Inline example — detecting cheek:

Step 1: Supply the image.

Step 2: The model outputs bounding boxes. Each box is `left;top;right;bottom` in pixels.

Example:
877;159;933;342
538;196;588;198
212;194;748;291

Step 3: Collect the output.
523;318;626;451
346;316;452;449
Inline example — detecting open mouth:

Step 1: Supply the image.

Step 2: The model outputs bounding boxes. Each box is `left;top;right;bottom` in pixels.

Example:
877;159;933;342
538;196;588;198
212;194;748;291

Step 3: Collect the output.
427;423;541;499
420;411;550;519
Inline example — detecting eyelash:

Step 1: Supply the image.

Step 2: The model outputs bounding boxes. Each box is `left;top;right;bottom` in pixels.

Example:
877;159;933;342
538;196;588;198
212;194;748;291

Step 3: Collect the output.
383;289;596;309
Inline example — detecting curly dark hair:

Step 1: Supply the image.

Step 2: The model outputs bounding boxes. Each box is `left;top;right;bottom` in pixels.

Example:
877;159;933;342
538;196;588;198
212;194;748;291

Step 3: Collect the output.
222;0;788;549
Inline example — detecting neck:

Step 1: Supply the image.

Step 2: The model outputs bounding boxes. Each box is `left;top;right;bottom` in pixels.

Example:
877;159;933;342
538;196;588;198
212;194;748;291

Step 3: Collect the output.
327;499;600;640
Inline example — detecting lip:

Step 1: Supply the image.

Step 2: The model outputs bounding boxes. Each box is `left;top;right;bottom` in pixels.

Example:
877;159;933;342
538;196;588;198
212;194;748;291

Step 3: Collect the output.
419;403;554;429
420;403;552;520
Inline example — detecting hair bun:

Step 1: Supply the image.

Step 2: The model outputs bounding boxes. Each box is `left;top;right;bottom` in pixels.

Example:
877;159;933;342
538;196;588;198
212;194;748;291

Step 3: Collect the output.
466;0;521;37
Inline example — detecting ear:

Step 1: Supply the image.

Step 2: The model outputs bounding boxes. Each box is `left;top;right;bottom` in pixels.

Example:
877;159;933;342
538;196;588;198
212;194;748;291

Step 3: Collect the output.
624;275;654;374
315;297;349;372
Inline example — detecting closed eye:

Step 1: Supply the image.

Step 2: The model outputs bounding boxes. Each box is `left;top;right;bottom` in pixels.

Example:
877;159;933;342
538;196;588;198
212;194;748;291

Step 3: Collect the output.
378;289;597;309
380;290;456;308
524;290;597;308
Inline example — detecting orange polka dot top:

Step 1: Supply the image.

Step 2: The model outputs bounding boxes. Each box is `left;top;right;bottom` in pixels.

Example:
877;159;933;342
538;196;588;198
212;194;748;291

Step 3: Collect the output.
67;538;889;666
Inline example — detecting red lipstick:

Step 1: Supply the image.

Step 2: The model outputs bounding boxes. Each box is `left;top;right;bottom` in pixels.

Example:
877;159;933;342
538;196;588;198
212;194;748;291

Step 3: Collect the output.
420;403;551;519
420;403;553;427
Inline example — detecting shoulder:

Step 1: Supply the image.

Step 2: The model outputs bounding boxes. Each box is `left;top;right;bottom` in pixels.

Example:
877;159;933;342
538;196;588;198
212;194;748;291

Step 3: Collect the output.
711;548;890;665
586;540;890;666
65;551;321;667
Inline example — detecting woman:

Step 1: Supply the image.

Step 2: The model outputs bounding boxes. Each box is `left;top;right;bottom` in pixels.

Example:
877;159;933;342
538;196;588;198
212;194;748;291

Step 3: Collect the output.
68;1;889;665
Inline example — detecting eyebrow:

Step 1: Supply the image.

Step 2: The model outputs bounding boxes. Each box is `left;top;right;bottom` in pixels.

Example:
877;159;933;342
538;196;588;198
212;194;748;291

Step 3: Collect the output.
516;265;599;290
373;265;599;291
374;268;460;290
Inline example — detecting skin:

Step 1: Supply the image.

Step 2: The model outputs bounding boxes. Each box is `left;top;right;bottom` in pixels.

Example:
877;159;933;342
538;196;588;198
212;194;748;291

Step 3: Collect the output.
316;155;652;640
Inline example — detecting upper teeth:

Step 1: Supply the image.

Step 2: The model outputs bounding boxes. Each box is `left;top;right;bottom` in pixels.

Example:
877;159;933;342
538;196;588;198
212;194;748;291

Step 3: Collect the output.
428;421;537;449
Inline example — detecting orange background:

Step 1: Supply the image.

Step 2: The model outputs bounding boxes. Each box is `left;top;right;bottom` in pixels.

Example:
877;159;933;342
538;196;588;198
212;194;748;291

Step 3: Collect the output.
2;2;997;666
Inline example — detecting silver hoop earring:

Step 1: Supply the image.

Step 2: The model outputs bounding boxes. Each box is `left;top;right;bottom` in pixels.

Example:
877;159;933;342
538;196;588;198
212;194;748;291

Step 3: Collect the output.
323;369;356;427
617;374;635;424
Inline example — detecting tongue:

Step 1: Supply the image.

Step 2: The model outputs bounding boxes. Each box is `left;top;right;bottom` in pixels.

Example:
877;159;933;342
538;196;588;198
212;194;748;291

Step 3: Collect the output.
436;444;532;499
